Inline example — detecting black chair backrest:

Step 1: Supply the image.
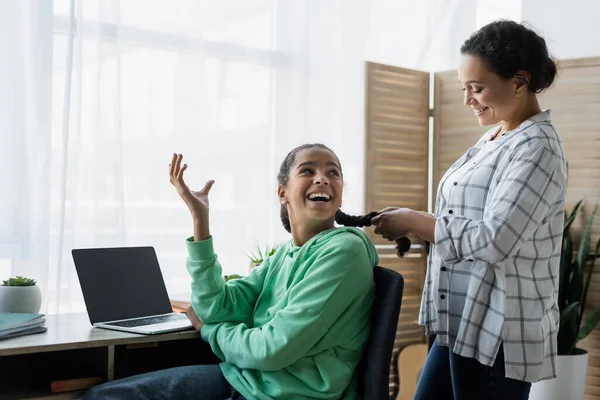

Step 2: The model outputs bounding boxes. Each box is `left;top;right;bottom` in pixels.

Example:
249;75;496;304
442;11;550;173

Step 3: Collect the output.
357;266;405;400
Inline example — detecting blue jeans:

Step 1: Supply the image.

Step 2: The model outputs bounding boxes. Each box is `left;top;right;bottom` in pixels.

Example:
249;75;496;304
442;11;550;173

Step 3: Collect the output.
413;339;531;400
83;364;247;400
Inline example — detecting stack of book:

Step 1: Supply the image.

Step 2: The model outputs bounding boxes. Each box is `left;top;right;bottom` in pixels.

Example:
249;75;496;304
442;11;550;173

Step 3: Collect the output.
0;312;47;340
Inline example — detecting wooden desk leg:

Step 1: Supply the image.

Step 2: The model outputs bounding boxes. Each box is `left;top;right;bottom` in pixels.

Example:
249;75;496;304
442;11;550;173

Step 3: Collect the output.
107;345;115;382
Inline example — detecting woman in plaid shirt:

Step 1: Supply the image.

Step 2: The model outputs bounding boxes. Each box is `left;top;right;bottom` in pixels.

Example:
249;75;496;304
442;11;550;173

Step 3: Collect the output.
372;20;567;400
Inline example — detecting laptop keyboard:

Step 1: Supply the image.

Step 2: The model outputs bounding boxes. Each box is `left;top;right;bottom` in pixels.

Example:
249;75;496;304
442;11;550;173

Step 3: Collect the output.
106;313;187;328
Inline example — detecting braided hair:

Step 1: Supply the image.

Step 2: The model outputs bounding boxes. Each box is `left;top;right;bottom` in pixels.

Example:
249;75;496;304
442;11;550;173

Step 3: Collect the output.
334;210;411;257
277;143;411;257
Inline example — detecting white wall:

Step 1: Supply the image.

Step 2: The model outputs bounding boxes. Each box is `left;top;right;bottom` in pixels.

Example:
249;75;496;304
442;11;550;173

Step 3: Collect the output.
365;0;477;71
366;0;526;72
366;0;600;71
522;0;600;60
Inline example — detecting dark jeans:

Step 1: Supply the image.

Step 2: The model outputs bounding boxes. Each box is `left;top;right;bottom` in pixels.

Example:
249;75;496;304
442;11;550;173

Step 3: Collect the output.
413;339;531;400
83;364;247;400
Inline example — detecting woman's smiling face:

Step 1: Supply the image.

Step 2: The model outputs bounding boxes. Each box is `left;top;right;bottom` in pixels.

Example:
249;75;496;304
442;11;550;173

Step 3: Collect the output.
458;54;521;127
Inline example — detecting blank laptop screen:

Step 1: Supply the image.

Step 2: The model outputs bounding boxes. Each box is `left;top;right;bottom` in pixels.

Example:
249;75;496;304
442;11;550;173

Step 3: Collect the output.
72;246;174;324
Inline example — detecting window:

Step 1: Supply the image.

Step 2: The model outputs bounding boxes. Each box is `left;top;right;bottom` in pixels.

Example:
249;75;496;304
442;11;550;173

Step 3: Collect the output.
48;0;294;312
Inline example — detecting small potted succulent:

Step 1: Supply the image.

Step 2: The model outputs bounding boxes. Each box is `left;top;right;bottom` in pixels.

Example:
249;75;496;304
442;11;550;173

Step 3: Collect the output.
247;243;280;272
0;276;42;314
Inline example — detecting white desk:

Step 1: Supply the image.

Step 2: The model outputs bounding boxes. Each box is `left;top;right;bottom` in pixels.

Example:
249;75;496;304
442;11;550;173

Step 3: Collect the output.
0;313;215;399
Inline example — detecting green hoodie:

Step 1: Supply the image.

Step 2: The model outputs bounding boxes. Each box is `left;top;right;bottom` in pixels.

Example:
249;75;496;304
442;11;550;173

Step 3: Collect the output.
186;227;379;400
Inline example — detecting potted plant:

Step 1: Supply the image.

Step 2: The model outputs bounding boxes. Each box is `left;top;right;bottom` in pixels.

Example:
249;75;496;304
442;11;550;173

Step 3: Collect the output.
0;276;42;314
247;243;279;272
530;200;600;399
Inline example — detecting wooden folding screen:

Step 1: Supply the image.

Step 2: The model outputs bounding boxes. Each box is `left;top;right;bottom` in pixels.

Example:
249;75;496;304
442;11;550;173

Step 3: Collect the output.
364;62;430;398
538;58;600;399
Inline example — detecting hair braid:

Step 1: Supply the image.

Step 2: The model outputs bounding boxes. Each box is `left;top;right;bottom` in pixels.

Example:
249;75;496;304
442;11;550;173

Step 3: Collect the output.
335;209;411;257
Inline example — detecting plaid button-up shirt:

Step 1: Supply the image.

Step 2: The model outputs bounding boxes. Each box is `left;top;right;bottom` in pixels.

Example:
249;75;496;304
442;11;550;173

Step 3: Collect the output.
420;110;567;383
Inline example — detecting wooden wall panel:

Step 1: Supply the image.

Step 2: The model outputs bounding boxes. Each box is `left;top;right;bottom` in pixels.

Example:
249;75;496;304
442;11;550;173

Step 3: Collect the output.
364;62;430;398
432;70;481;197
538;57;600;400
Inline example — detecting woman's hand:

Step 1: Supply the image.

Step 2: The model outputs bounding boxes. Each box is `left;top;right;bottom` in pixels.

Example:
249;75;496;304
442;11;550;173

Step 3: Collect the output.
169;153;214;241
372;207;436;243
185;305;204;331
371;207;414;241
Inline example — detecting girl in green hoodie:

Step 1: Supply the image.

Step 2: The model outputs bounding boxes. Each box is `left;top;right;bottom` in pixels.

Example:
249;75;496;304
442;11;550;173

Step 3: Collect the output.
84;144;408;400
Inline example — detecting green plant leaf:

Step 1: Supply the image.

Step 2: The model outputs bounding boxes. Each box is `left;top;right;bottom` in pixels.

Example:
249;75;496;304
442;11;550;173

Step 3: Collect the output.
246;243;280;265
246;248;261;264
1;276;37;286
570;204;598;319
559;301;581;354
558;310;579;355
224;274;242;282
559;231;574;309
564;200;583;234
574;306;600;350
577;204;597;274
569;268;584;306
556;199;600;354
560;302;580;331
579;237;600;328
559;231;574;308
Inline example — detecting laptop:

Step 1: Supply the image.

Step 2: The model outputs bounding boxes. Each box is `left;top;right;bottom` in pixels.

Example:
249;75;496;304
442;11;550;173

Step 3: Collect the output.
72;246;193;335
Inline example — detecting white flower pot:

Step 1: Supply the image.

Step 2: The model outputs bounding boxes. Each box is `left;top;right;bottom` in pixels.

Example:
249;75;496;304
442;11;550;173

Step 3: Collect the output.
529;349;589;400
0;285;42;314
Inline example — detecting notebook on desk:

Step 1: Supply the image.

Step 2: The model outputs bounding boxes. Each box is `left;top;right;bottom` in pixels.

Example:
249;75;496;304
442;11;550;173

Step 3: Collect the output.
72;246;193;335
0;313;47;340
0;313;45;330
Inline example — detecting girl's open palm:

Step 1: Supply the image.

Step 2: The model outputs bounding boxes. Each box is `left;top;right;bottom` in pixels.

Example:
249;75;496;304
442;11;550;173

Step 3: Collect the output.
169;153;214;221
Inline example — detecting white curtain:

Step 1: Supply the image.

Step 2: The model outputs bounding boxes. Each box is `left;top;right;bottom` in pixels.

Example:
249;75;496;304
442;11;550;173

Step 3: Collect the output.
1;0;373;314
0;1;53;283
0;0;526;315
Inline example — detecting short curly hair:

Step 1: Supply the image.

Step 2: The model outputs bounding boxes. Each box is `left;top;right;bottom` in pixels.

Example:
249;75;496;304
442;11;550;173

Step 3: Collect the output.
461;20;557;93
